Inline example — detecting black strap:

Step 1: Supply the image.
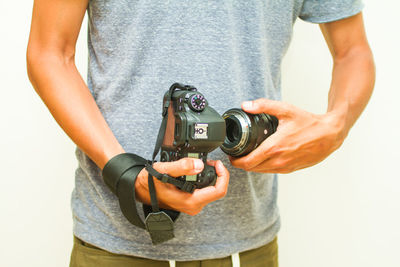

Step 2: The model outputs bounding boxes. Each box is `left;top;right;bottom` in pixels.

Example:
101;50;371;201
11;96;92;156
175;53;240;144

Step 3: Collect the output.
144;165;176;244
145;163;196;193
152;113;168;161
102;153;147;195
102;153;148;229
117;165;146;229
147;167;160;213
102;153;180;243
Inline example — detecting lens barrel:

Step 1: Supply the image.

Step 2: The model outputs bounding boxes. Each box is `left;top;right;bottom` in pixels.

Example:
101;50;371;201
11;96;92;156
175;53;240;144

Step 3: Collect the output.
221;108;278;157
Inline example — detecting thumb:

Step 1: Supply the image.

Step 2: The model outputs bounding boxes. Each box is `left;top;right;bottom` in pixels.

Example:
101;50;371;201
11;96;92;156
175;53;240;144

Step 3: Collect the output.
241;98;291;118
153;158;204;177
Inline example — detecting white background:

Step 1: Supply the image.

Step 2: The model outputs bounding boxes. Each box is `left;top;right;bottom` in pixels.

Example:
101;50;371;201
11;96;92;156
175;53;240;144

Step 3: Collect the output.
0;1;399;266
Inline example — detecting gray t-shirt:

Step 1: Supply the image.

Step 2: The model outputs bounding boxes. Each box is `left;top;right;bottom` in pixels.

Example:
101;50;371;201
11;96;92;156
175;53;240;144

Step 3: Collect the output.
72;0;363;261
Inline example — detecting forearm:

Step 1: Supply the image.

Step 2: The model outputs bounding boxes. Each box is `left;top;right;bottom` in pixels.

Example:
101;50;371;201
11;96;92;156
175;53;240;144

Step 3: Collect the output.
231;50;375;173
326;45;375;139
231;14;375;173
27;52;124;169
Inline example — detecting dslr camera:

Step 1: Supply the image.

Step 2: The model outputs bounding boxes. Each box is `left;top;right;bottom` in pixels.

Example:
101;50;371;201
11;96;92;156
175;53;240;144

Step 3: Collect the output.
160;84;226;189
159;83;278;192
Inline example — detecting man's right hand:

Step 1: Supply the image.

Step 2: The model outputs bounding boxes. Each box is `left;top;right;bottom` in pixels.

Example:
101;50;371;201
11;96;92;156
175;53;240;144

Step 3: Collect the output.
135;158;229;216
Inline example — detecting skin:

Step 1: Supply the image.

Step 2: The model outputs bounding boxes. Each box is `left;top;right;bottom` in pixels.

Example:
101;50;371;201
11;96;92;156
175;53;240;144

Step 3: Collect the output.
27;1;374;213
26;0;229;216
230;13;375;173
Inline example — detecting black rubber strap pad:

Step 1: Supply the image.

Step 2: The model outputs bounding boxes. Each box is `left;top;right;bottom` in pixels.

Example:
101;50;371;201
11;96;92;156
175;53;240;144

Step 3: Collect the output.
102;153;147;194
117;165;146;229
143;204;180;222
145;211;174;244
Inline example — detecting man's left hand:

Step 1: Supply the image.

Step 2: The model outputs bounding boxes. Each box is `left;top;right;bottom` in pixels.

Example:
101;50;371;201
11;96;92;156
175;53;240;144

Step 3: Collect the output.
229;98;347;173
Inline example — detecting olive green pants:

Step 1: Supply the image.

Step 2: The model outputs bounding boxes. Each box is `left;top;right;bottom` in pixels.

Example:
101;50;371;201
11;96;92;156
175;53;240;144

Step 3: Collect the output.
70;236;278;267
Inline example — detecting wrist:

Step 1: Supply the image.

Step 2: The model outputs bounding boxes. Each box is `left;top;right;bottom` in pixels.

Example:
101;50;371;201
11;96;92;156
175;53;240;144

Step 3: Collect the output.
99;144;125;169
134;169;150;204
322;108;349;148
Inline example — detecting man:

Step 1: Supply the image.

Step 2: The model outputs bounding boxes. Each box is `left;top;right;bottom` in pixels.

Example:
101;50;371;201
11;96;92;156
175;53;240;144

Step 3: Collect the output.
27;0;374;266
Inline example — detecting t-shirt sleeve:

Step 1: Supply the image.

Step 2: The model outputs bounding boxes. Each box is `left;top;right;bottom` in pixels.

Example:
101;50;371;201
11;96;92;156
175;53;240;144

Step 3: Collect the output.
299;0;364;24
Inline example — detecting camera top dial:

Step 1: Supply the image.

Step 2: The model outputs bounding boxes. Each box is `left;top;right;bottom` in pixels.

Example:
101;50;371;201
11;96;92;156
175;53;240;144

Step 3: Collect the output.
188;93;207;112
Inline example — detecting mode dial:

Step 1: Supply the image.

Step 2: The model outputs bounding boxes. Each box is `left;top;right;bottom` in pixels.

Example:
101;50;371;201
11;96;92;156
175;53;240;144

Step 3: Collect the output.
188;94;207;112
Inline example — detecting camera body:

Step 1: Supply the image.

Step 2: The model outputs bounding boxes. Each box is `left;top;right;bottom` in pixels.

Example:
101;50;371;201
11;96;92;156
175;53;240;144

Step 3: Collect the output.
160;87;226;189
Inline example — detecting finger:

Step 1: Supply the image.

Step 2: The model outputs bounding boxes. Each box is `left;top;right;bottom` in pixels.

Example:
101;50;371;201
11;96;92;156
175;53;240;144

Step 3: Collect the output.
230;133;282;170
214;159;230;179
205;159;229;185
153;157;204;177
155;181;196;212
135;167;189;206
205;159;229;178
191;160;229;203
206;159;216;166
241;98;292;118
157;160;229;215
205;159;218;167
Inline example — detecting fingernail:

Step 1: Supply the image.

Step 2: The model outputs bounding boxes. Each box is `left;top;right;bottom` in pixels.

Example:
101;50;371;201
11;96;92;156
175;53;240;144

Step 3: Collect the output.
242;101;253;110
194;159;203;172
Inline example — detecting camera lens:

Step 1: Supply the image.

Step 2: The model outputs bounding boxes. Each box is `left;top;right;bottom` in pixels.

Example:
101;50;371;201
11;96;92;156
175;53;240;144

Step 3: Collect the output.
226;117;240;143
220;108;278;157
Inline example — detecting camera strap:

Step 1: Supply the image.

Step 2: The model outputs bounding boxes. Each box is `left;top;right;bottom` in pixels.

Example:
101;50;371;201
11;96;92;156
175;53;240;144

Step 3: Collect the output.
145;164;196;193
101;84;198;245
143;83;197;244
102;153;148;229
102;152;179;244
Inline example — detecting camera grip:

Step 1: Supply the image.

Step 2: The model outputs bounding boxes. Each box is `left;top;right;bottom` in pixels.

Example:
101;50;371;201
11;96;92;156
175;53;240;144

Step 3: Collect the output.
195;161;217;189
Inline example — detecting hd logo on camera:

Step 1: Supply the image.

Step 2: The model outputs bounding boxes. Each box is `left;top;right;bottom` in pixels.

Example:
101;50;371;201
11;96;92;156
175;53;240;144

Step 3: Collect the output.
194;123;208;139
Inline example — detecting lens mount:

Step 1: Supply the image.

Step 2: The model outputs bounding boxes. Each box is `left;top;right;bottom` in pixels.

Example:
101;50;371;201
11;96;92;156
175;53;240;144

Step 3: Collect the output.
221;109;252;157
